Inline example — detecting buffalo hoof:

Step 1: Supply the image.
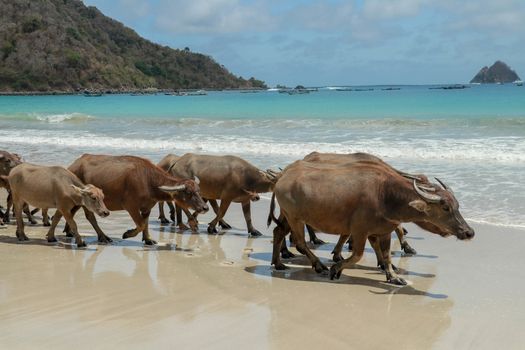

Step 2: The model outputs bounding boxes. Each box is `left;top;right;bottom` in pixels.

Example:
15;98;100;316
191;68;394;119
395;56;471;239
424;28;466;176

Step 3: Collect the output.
4;217;10;223
387;277;407;286
122;230;135;239
29;219;38;225
77;241;87;248
249;230;263;237
47;236;58;243
98;235;113;244
402;243;417;255
177;223;190;231
43;221;51;227
219;221;232;229
330;263;343;280
313;260;328;273
169;213;176;222
281;249;296;259
64;230;74;238
273;262;288;270
207;225;218;234
311;237;326;245
159;217;170;225
143;239;157;245
332;253;343;263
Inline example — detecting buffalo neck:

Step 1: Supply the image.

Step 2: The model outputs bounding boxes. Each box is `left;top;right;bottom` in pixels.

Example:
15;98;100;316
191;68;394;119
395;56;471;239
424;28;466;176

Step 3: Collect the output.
382;178;427;224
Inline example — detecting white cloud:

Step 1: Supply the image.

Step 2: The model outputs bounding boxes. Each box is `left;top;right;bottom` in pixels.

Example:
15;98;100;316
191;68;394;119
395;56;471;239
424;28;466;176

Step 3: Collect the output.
154;0;274;34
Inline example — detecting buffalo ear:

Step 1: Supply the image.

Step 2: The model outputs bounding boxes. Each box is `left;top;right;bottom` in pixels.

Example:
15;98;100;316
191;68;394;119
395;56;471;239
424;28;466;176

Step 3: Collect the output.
409;200;429;213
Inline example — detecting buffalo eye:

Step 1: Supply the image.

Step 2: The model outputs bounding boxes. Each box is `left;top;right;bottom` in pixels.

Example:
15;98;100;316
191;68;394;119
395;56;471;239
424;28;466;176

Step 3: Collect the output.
442;204;450;212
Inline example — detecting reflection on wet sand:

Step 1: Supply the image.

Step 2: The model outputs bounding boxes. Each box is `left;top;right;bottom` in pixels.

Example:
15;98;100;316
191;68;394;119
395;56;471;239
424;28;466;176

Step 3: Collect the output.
0;199;522;349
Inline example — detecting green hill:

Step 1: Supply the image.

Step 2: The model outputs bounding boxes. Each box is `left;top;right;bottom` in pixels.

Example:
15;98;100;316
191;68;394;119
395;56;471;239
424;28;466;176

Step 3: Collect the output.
0;0;266;92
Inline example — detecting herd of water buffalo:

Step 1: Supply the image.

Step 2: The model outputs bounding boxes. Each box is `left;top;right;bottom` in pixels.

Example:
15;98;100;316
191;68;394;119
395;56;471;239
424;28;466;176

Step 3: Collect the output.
0;149;474;285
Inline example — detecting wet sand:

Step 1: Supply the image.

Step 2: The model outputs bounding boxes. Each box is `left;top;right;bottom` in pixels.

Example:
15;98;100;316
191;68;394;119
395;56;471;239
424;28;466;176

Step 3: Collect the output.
0;193;523;349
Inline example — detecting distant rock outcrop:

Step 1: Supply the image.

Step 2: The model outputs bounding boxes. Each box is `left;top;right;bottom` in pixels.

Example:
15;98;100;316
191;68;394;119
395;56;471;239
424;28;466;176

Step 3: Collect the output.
470;61;521;84
0;0;266;92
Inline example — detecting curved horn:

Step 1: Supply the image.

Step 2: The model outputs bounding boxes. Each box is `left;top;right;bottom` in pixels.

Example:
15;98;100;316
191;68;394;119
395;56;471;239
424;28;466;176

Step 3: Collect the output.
398;170;421;182
413;180;441;203
159;184;186;192
194;176;200;185
435;177;453;193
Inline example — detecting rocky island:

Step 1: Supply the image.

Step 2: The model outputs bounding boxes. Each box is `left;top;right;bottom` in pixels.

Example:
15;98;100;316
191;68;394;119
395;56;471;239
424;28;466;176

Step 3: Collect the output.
470;61;521;84
0;0;265;93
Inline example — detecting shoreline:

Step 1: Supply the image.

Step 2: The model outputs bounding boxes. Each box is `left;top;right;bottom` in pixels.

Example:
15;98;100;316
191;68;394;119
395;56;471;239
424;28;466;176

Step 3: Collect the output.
0;190;524;349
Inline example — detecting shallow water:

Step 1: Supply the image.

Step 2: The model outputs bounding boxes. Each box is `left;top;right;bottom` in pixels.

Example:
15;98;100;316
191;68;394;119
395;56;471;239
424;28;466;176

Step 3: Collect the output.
1;84;524;227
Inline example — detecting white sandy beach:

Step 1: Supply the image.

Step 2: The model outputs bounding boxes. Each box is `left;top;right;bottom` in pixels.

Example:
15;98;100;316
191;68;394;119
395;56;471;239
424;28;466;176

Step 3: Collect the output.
0;192;523;349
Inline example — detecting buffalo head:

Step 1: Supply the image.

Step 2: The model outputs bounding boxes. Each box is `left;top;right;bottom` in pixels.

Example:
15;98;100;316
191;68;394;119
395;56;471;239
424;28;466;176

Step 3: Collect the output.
159;177;209;213
72;184;110;218
409;179;474;240
0;152;22;176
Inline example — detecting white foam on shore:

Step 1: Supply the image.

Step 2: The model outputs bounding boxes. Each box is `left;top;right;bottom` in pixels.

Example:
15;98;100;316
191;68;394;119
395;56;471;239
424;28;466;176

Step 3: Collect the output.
1;130;524;164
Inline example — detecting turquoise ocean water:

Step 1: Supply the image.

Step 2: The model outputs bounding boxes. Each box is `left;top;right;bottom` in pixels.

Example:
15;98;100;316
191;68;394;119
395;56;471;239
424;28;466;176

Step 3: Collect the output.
1;84;524;227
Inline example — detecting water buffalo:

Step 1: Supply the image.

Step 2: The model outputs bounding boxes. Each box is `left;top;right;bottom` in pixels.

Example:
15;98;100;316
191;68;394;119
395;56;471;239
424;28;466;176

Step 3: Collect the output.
301;152;419;256
168;153;277;236
268;159;474;285
67;154;209;245
2;163;110;246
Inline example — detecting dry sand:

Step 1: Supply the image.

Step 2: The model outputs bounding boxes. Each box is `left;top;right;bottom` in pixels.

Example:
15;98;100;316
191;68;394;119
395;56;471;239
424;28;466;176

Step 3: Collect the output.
0;193;523;349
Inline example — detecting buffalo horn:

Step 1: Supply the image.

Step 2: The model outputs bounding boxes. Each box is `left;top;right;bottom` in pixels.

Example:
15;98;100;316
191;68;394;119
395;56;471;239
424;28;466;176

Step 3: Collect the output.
159;184;186;192
194;176;200;185
413;180;441;203
398;170;421;181
435;177;453;193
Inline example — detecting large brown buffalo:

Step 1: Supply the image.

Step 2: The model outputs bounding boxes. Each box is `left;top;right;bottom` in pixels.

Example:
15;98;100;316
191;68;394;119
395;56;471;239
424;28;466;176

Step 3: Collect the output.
67;154;209;245
168;153;277;236
2;163;109;247
268;159;474;285
301;151;419;256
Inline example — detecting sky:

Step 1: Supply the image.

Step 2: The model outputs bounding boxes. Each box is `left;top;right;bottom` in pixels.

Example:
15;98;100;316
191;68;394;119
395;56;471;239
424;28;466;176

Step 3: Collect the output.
82;0;525;86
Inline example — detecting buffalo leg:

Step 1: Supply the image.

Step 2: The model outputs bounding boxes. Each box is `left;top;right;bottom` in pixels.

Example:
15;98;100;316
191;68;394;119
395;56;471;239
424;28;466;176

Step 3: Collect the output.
289;219;327;273
82;207;112;243
176;206;194;231
272;218;292;270
306;225;326;244
42;208;50;226
209;199;231;229
332;234;350;262
13;198;29;241
207;198;232;234
62;208;86;248
396;225;416;255
23;204;37;225
380;234;406;285
330;233;367;280
167;201;176;222
242;201;261;236
121;209;146;239
179;207;195;231
140;208;156;245
5;191;12;223
64;206;81;237
158;202;170;224
46;210;63;242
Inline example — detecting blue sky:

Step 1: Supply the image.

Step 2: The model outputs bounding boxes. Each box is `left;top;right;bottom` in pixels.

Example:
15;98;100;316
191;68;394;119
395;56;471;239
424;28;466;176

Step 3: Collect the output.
83;0;525;86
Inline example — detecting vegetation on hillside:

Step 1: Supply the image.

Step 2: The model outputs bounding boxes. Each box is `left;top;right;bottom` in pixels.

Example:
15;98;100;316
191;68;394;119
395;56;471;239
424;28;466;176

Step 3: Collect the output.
0;0;266;91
